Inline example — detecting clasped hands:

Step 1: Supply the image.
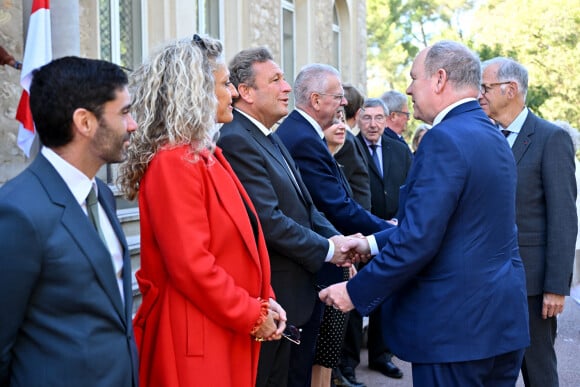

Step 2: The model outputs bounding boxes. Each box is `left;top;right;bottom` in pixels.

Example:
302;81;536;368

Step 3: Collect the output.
322;233;375;313
328;233;372;267
252;298;286;342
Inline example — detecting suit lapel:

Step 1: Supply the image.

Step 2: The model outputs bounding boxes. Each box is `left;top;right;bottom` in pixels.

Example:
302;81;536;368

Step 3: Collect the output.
96;179;132;324
207;148;261;268
236;111;309;204
511;110;534;164
31;155;126;322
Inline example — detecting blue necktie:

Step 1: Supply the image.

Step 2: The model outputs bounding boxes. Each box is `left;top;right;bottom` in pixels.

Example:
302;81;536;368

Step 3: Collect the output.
370;144;382;177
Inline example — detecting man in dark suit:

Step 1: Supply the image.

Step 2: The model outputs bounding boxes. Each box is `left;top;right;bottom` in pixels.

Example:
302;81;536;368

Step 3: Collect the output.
480;57;577;387
356;98;412;379
380;90;412;151
0;57;138;386
321;41;530;387
217;48;351;387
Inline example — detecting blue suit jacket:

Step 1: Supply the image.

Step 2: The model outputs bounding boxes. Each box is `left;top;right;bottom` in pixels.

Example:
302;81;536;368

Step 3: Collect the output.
276;110;390;236
347;101;530;363
0;154;138;386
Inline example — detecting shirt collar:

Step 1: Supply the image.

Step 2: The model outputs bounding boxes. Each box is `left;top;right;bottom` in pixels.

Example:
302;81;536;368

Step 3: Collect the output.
432;97;477;126
295;108;325;140
235;108;273;137
41;147;95;206
502;107;528;135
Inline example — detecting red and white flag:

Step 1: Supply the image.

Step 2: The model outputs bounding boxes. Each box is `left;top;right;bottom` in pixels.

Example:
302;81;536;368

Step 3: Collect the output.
15;0;51;157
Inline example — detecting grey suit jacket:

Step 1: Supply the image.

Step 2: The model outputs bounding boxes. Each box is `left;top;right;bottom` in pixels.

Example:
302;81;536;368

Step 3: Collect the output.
512;110;577;295
0;154;138;386
218;110;339;326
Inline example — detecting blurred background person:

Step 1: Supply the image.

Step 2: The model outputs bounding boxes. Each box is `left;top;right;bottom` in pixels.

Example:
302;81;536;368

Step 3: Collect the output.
119;35;285;387
411;124;430;153
334;85;370;387
311;114;351;387
380;90;412;153
356;97;412;380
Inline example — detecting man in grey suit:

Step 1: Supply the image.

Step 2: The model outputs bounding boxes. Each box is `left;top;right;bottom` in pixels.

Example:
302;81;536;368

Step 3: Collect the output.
217;47;351;387
0;57;138;386
480;57;577;387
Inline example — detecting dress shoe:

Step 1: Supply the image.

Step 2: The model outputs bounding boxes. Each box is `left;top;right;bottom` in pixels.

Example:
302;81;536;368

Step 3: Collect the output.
369;359;403;379
332;367;366;387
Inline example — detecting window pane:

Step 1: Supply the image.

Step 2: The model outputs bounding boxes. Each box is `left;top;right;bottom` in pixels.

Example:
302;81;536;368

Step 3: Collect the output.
99;0;112;61
283;8;294;86
119;0;134;68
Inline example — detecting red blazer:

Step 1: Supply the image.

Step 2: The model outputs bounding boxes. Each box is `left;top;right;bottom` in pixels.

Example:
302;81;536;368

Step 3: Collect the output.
134;145;274;387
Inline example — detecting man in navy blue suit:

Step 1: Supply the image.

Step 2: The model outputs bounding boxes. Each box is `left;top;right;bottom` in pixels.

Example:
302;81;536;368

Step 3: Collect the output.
276;63;393;386
320;41;530;387
0;57;138;387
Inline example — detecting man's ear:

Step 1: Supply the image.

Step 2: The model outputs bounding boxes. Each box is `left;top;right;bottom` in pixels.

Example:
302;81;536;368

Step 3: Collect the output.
236;83;254;103
433;69;448;94
310;92;321;111
72;108;96;139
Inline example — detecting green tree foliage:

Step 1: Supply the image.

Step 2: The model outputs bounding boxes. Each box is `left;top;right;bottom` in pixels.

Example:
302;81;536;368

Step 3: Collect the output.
470;0;580;129
367;0;580;129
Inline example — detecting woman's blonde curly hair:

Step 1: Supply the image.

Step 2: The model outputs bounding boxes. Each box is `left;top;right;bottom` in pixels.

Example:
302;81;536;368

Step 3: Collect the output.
118;35;223;200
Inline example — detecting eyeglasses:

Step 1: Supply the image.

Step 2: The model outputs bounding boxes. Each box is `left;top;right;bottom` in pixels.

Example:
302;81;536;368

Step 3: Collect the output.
392;111;410;118
360;114;386;124
316;92;345;101
480;81;512;94
282;325;302;345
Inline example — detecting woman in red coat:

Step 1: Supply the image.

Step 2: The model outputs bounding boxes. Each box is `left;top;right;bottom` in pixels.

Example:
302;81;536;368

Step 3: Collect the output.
119;35;286;387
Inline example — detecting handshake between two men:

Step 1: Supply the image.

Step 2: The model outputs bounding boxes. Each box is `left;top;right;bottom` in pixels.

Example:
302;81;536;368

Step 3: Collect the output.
323;234;374;313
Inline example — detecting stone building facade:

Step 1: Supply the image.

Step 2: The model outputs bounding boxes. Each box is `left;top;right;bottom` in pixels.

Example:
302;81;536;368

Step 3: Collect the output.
0;0;367;184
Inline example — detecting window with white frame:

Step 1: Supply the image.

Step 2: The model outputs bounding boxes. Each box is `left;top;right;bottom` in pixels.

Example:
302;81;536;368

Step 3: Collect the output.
99;0;142;70
332;4;341;69
282;0;295;90
197;0;222;39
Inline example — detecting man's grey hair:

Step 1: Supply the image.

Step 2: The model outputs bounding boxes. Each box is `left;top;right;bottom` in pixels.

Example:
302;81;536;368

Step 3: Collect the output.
294;63;341;107
380;90;406;114
424;41;481;91
228;47;273;89
362;98;389;115
481;57;529;100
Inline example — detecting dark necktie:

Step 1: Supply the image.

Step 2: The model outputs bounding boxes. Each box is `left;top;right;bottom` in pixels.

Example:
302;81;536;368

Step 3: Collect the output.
370;144;382;177
86;186;106;243
502;129;511;137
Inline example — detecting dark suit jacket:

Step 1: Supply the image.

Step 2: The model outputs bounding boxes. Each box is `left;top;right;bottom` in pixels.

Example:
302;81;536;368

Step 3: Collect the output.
358;133;413;219
218;110;339;326
347;101;530;363
335;131;372;211
384;127;409;147
512;110;577;296
276;110;390;236
0;154;138;386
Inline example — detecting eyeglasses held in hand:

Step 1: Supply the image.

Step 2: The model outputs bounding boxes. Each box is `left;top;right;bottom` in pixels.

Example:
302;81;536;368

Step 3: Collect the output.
282;325;301;345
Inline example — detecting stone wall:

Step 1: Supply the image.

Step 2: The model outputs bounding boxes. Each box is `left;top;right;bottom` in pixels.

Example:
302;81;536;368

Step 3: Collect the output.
0;1;28;184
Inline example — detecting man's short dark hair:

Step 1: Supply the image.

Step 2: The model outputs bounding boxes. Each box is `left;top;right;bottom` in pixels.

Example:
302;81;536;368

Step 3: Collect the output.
29;56;128;148
343;84;365;120
228;47;273;89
